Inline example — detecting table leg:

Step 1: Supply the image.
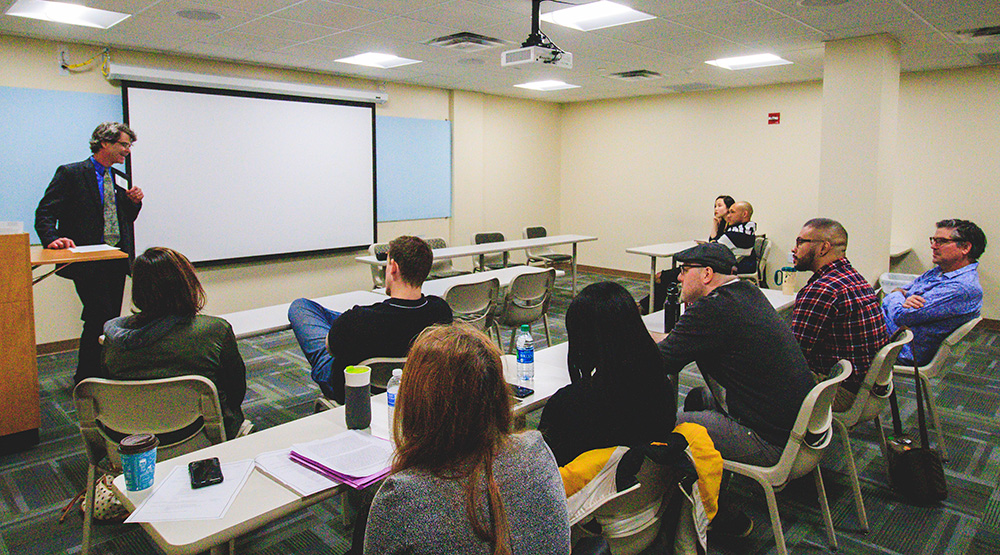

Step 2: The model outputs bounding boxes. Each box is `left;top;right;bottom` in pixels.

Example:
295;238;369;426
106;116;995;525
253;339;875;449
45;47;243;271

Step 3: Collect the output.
648;257;657;310
572;243;579;296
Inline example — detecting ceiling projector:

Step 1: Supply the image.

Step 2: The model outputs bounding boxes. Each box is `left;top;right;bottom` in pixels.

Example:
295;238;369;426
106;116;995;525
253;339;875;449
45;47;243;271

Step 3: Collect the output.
501;45;573;69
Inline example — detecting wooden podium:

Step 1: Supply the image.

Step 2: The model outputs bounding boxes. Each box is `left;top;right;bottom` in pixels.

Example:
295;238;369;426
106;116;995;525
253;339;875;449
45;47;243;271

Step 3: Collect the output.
0;234;127;454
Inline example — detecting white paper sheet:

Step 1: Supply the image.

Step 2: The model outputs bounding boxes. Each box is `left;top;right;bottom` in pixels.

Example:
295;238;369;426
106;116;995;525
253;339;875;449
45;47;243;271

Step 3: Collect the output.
125;459;254;523
69;244;118;253
254;449;337;497
292;430;393;477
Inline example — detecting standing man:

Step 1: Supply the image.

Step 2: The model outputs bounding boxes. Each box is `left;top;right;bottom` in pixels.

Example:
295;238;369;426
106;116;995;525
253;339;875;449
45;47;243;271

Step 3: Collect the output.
790;218;888;411
287;236;452;404
35;122;143;384
714;201;757;274
883;219;986;366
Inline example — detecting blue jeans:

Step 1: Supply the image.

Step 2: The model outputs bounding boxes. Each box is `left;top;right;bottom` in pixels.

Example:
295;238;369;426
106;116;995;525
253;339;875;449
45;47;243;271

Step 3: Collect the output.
288;298;341;397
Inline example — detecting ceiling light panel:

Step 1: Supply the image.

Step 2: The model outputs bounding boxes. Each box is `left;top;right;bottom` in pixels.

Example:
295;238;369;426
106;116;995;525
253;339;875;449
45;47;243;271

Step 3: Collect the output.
705;53;793;70
514;80;580;91
540;1;656;32
336;52;422;68
5;0;130;29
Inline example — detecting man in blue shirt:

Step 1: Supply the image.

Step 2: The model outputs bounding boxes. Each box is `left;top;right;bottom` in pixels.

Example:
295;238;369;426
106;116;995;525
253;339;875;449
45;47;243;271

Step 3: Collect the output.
882;219;986;365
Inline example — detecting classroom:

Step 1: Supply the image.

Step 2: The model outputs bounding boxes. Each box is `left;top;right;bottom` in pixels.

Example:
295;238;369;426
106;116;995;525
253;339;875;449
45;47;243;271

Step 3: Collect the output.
1;0;999;553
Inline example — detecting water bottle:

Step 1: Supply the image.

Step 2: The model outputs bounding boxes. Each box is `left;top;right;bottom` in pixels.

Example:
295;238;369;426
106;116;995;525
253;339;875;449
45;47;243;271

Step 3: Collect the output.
515;325;534;386
386;368;403;433
663;281;681;334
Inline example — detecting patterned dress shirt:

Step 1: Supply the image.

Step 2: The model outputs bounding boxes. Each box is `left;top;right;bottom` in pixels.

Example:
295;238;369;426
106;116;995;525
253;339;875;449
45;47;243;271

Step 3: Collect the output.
792;258;888;392
882;262;982;366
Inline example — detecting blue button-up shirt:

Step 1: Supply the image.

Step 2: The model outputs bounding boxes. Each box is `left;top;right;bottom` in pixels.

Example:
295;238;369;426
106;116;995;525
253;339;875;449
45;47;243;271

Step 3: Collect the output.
91;156;108;200
882;262;981;365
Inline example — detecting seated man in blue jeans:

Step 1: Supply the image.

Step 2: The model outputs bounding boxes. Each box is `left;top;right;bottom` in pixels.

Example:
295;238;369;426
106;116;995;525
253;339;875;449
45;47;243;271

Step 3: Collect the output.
883;219;985;366
287;236;452;403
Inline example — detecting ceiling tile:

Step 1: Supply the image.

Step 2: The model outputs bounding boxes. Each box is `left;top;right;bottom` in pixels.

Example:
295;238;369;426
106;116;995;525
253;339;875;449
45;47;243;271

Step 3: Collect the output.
270;1;387;29
230;15;341;41
404;0;517;30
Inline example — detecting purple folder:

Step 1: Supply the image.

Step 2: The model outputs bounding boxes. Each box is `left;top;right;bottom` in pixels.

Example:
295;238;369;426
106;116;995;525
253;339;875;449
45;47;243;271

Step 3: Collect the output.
289;451;391;490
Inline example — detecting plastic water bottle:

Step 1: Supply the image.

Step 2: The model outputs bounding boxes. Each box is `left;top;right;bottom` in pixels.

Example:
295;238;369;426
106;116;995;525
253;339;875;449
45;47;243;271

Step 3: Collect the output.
386;368;403;433
515;325;534;386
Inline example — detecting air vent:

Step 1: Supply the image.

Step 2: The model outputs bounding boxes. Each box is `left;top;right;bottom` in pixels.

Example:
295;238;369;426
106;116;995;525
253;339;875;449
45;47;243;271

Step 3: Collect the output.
669;82;719;93
176;9;221;21
607;69;662;81
950;26;1000;44
425;32;505;53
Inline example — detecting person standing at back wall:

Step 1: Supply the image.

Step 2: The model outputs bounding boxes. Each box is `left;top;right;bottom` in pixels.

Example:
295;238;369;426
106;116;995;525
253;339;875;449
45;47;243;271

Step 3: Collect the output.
35;122;145;384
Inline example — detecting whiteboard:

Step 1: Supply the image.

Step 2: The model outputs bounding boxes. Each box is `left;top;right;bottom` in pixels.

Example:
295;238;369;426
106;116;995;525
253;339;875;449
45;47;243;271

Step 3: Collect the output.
125;85;375;263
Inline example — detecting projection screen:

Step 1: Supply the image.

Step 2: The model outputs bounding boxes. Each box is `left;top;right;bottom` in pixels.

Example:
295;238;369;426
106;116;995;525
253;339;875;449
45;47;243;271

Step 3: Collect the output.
123;84;375;263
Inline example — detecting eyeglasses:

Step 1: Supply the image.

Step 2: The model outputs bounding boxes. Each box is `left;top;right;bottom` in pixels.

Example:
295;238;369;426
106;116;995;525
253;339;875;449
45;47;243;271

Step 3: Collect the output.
794;237;823;247
929;237;963;246
116;141;133;148
678;264;706;275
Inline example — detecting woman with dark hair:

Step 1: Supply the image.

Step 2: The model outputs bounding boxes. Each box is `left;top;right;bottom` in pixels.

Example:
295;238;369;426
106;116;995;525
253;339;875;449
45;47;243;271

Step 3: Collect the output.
364;325;570;555
101;247;247;439
539;281;675;466
710;195;736;241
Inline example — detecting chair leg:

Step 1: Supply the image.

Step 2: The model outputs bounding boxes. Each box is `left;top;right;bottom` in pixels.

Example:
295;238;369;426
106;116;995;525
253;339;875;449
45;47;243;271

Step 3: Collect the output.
920;375;949;461
507;328;516;354
82;463;96;555
760;483;788;555
543;315;552;348
814;467;838;551
834;419;868;531
874;414;892;477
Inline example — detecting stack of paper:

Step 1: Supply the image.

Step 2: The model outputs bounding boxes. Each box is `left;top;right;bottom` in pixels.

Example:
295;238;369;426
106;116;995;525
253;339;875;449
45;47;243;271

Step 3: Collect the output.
289;430;393;490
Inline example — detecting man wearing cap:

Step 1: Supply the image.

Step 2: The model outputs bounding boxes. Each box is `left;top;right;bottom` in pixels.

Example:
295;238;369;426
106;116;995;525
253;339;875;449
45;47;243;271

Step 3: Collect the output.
790;218;888;411
651;242;814;467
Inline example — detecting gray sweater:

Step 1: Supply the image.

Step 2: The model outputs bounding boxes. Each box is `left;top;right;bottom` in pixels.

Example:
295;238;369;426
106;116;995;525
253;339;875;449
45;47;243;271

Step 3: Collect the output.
364;430;571;554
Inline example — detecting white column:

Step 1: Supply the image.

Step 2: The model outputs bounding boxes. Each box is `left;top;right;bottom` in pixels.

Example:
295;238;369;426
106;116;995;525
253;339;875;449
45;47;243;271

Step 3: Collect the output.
818;34;900;284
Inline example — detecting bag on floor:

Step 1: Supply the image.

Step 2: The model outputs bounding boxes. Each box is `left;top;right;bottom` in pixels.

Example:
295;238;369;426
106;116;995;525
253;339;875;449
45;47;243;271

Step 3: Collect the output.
886;366;947;505
60;473;130;524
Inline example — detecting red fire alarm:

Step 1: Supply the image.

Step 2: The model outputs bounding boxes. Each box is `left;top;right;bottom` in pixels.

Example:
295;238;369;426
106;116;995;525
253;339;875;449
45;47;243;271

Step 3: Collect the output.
768;112;780;125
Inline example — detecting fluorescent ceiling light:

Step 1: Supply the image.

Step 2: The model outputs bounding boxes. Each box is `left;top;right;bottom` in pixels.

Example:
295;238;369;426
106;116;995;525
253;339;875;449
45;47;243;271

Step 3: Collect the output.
335;52;421;69
514;80;580;91
5;0;130;29
705;53;793;70
540;1;655;31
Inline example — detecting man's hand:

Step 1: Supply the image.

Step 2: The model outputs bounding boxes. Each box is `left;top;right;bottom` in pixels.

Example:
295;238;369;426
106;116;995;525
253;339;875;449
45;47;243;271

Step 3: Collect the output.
901;294;926;309
126;186;144;203
46;237;76;249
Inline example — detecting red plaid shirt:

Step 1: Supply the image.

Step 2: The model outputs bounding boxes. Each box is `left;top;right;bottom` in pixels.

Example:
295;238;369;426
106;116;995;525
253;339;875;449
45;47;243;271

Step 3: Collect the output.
791;258;888;391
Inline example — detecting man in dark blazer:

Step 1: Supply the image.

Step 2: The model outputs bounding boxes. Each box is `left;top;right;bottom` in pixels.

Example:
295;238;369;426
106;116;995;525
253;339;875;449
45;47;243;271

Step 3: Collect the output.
35;122;144;384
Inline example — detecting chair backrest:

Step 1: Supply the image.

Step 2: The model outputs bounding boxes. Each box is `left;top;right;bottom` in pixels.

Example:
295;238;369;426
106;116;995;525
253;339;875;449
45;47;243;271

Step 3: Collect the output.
368;242;390;288
445;277;500;332
74;375;227;467
838;329;913;426
496;269;556;327
774;361;851;484
425;237;454;273
523;226;556;260
592;458;672;555
756;236;771;282
897;315;982;377
361;356;408;391
473;232;507;269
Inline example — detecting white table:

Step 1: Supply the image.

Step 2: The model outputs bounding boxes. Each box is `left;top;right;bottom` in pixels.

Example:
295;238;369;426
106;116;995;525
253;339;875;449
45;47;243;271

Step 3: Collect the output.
110;349;571;554
357;235;597;295
418;266;562;298
625;241;698;306
216;290;387;339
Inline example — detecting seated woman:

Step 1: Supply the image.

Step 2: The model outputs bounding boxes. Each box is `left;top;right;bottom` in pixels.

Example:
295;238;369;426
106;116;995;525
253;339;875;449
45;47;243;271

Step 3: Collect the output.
709;194;735;241
101;247;247;440
364;325;571;554
539;281;676;466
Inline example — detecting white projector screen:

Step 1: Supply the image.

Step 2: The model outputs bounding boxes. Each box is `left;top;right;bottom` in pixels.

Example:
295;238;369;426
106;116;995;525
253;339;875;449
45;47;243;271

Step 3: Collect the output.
124;84;375;263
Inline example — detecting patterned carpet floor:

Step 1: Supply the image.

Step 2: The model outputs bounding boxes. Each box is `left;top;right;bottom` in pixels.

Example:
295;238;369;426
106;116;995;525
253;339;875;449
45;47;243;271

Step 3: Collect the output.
2;271;998;554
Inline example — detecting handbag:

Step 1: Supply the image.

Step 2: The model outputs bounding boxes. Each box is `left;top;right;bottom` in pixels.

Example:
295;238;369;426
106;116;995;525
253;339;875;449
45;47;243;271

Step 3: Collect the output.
886;365;948;505
59;474;130;524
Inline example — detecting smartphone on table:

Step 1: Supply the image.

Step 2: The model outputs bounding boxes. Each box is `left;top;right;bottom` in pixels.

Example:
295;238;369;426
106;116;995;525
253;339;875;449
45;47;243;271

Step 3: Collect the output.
508;383;534;399
188;457;224;489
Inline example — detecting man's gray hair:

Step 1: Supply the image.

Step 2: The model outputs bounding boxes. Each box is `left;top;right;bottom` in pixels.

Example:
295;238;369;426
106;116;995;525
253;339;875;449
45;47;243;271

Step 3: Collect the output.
89;122;136;153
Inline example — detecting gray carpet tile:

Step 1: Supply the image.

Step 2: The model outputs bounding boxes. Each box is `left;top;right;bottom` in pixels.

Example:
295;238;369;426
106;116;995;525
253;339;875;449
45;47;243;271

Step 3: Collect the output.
3;271;1000;555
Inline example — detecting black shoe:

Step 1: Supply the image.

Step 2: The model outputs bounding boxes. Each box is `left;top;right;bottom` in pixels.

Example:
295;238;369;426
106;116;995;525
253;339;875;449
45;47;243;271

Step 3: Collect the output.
709;507;753;538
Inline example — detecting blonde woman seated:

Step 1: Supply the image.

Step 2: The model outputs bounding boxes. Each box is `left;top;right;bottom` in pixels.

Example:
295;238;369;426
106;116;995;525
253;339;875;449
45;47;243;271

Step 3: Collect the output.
364;325;571;555
101;247;247;439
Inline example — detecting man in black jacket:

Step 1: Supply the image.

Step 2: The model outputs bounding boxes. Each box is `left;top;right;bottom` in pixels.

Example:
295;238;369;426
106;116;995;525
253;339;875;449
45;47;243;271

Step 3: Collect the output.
35;122;144;383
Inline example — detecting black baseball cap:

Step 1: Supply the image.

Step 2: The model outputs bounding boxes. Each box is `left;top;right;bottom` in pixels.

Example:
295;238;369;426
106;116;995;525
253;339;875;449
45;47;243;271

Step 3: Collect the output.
674;243;737;274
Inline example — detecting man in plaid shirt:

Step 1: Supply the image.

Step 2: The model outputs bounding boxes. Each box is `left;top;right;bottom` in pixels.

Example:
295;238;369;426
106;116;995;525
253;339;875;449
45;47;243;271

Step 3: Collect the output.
790;218;888;411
